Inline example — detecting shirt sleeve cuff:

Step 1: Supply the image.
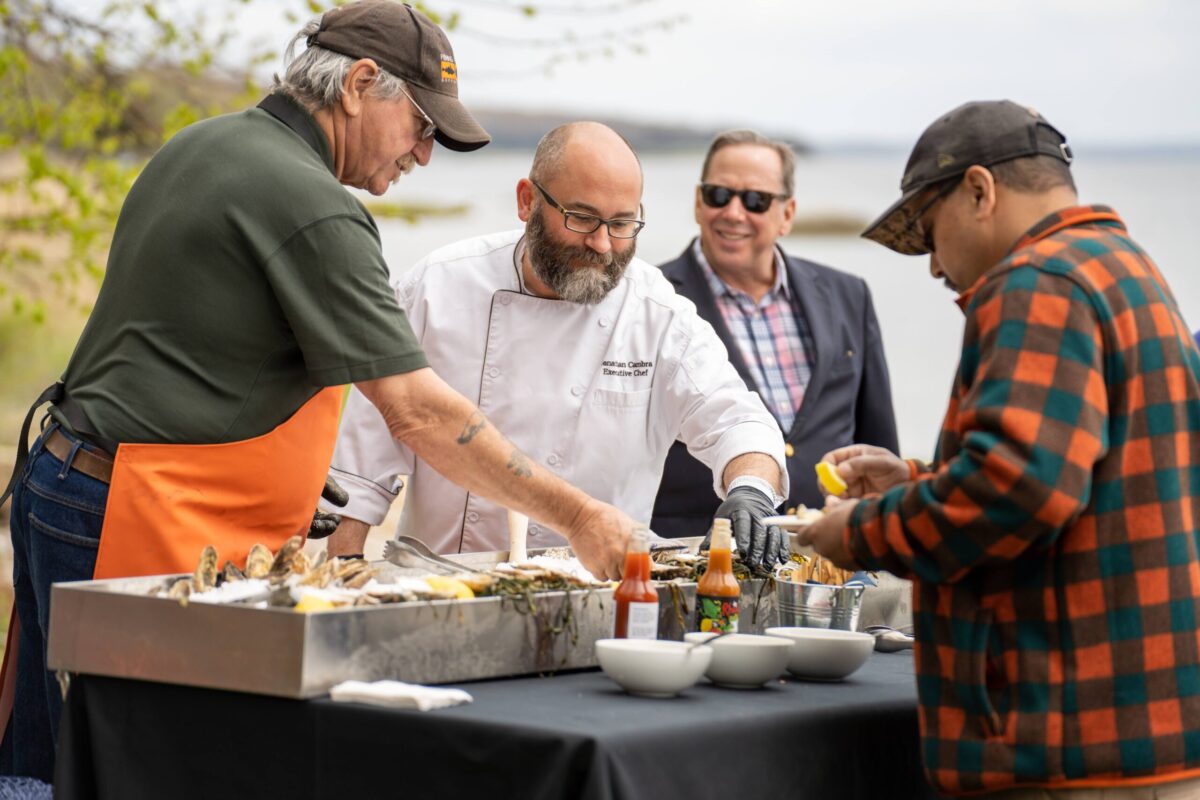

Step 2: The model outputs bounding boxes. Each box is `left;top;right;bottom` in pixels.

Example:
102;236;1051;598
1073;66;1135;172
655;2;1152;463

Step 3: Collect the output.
906;458;930;481
321;467;399;527
708;420;789;501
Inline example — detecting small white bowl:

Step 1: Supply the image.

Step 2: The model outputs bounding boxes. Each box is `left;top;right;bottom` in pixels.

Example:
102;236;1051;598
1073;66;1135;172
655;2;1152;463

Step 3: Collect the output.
595;639;713;698
765;626;875;681
682;633;794;689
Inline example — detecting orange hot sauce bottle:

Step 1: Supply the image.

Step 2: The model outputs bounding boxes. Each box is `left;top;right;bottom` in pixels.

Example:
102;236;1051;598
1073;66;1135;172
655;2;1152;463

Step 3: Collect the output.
613;527;659;639
695;517;740;633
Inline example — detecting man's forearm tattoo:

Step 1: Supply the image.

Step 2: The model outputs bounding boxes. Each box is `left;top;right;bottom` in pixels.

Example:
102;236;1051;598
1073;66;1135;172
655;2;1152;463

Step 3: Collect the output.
456;413;488;445
506;450;533;478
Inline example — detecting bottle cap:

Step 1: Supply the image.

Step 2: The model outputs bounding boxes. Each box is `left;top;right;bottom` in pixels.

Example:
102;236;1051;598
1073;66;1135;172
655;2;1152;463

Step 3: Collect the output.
710;518;732;551
628;525;650;553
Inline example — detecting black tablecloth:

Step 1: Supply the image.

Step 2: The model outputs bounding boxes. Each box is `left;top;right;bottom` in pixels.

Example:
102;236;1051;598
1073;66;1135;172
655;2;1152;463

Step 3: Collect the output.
56;652;936;800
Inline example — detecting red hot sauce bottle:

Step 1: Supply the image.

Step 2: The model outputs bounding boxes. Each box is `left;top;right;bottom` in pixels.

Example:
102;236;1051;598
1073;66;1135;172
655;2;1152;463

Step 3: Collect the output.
613;527;659;639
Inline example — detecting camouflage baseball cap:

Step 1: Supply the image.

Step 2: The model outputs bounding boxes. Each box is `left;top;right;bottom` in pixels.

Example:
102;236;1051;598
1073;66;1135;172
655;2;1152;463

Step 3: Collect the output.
307;0;490;152
862;100;1072;255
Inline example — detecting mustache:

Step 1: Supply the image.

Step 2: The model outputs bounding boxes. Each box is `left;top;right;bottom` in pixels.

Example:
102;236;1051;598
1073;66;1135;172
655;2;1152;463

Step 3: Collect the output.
563;246;614;267
390;156;417;185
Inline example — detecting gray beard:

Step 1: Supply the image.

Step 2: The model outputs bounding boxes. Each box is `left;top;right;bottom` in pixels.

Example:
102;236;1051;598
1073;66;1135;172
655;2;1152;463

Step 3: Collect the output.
525;209;634;305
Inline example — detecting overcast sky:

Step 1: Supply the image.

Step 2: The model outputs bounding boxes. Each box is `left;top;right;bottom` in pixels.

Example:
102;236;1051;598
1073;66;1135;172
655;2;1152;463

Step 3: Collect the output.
238;0;1200;149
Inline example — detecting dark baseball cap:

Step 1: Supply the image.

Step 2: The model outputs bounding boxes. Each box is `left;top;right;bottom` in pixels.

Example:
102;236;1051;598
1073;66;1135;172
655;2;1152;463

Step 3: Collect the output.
862;100;1072;255
307;0;490;152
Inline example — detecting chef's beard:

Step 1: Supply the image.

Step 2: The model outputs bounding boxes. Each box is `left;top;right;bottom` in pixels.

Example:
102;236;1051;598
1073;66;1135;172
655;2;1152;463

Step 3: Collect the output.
526;208;634;305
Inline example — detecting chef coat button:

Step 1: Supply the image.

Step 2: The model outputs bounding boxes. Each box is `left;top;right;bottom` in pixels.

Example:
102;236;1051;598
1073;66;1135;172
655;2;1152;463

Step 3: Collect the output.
570;385;584;397
547;453;561;466
466;511;480;523
784;443;795;458
598;317;610;328
498;294;512;306
487;367;500;378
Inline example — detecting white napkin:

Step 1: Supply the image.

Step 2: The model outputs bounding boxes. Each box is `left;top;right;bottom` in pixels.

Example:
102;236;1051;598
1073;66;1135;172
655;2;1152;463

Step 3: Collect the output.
329;680;473;711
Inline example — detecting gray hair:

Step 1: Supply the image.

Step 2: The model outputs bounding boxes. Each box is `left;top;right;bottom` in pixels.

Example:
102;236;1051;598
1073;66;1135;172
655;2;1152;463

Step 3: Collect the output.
272;18;408;112
701;130;796;198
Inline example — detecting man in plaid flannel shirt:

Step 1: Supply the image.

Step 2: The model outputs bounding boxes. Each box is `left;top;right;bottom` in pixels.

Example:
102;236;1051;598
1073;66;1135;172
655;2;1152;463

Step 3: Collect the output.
799;101;1200;798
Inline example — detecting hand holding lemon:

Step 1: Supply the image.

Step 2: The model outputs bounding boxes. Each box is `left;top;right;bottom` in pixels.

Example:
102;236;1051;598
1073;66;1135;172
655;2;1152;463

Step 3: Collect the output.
817;444;910;498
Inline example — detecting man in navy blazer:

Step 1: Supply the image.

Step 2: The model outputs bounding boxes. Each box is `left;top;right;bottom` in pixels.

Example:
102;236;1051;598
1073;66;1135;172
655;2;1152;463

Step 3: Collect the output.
652;130;899;538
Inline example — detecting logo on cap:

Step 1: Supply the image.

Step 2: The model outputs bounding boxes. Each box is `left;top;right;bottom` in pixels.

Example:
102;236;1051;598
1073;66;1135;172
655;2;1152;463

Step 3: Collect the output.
440;53;457;83
937;153;955;168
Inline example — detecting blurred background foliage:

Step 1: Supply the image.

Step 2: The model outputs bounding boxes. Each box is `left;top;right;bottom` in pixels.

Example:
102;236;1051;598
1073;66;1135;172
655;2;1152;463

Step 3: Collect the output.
0;0;679;435
0;0;285;433
0;0;271;317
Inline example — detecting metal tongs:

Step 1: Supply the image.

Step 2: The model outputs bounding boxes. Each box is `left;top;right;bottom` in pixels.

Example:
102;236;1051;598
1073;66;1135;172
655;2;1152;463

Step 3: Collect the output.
382;537;485;575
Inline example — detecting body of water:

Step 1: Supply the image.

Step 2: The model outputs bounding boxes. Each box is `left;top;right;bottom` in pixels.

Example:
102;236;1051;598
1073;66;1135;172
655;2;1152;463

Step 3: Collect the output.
374;150;1200;460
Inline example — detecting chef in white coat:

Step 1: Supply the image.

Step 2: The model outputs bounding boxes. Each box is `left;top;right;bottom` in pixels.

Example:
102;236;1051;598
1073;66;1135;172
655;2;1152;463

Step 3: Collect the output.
326;122;791;569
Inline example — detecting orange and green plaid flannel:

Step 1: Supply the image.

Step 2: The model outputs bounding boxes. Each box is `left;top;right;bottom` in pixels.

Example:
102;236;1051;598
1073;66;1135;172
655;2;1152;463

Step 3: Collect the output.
847;206;1200;795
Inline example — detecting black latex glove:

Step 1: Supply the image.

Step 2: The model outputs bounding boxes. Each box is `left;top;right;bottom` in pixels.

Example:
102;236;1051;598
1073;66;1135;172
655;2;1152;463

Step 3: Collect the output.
704;485;788;571
307;475;349;540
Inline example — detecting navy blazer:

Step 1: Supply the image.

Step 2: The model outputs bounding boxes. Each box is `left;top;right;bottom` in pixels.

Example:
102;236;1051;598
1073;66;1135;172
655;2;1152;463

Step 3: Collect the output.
650;242;900;538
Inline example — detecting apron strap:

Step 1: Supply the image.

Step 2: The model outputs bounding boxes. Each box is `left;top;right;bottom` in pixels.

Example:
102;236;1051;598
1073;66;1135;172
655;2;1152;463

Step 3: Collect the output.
0;383;120;508
54;394;119;456
0;382;64;507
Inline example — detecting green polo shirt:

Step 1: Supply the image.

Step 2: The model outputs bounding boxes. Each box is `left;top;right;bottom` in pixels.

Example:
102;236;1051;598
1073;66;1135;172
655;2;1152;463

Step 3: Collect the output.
58;94;427;444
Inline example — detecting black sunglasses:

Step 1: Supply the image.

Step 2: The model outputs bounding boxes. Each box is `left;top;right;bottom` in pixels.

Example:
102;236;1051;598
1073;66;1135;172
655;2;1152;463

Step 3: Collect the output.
699;183;789;214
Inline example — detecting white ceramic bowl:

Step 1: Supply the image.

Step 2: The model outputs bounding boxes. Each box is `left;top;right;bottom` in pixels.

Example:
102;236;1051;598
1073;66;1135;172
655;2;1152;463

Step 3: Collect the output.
682;633;794;689
594;639;713;698
764;626;875;681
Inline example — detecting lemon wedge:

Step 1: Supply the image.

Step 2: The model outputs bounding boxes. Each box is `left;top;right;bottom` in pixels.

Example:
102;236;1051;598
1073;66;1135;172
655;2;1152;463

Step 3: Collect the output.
424;576;475;600
815;461;848;497
293;594;336;613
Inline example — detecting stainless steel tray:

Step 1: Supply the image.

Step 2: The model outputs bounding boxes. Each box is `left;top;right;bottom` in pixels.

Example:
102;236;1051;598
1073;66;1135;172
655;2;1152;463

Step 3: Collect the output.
46;542;779;698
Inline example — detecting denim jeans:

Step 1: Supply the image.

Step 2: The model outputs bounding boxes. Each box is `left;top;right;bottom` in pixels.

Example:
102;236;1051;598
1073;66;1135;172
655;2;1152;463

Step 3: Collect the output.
2;423;107;783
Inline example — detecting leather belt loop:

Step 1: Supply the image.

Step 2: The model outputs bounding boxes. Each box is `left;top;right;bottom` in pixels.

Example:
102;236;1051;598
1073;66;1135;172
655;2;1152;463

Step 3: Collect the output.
57;438;82;481
43;429;113;485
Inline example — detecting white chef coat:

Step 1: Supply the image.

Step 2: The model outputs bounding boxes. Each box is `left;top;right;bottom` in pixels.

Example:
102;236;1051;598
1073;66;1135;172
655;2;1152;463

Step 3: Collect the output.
328;229;787;554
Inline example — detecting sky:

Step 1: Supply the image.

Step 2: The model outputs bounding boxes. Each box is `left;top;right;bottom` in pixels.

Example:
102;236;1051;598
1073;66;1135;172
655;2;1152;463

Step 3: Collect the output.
233;0;1200;150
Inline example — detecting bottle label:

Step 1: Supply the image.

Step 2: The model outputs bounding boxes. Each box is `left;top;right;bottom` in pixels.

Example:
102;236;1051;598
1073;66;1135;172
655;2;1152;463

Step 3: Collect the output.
695;594;739;633
624;601;659;640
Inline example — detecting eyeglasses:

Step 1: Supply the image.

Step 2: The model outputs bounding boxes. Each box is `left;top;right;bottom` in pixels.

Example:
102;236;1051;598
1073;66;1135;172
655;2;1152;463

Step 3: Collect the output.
699;183;789;214
906;177;961;253
399;86;436;141
532;181;646;239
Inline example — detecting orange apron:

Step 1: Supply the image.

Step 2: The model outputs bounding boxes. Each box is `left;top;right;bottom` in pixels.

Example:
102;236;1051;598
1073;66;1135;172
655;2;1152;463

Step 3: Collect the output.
93;386;343;578
0;386;343;740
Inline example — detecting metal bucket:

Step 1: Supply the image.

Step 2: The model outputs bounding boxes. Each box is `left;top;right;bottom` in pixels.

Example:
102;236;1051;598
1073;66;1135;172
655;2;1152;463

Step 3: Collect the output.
775;580;866;631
